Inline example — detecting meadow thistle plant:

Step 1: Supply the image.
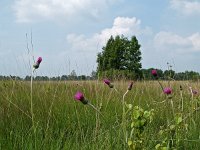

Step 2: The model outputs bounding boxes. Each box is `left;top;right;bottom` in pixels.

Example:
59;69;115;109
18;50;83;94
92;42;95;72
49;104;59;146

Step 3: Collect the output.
103;79;114;88
189;87;198;95
192;90;198;95
151;69;164;92
163;87;172;95
74;91;88;105
151;69;158;78
33;57;42;70
74;91;104;117
127;81;133;91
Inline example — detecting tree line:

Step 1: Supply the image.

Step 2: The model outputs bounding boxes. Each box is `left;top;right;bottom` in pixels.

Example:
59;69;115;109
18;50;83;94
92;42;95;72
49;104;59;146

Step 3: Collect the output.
0;69;200;81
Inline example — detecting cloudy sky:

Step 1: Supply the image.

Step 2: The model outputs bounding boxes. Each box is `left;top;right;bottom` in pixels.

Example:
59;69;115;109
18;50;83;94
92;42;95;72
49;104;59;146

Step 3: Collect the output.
0;0;200;77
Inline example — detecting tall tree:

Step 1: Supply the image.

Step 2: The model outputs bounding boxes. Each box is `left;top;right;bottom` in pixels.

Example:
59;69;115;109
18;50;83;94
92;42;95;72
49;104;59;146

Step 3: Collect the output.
97;35;142;79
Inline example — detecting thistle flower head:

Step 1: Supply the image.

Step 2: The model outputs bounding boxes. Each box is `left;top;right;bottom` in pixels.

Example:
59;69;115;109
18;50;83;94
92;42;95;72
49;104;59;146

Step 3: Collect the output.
128;81;133;90
163;87;172;95
33;56;42;69
151;69;158;77
192;90;198;95
103;79;111;85
37;57;42;64
74;91;84;101
74;91;88;104
103;79;113;88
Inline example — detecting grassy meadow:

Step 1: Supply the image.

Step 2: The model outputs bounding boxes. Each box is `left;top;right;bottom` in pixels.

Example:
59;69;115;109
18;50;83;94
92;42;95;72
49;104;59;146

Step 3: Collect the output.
1;79;200;149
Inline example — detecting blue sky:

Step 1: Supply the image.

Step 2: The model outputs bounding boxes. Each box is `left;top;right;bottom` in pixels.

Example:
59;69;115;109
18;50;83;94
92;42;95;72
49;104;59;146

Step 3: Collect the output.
1;0;200;77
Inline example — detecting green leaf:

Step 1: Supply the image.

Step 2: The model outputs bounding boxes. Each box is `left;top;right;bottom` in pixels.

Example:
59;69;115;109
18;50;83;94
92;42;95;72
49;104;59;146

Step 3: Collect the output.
127;104;133;109
170;125;176;130
128;140;132;146
143;111;150;118
133;110;140;119
155;144;161;149
176;116;182;125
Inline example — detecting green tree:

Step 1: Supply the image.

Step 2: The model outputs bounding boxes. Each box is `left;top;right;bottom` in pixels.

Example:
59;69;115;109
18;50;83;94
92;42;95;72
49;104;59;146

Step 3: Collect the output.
97;35;142;79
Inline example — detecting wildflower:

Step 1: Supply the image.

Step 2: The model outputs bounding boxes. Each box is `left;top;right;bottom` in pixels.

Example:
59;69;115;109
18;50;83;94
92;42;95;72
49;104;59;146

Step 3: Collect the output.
128;81;133;90
103;79;113;88
33;57;42;69
192;90;198;95
74;91;88;105
163;87;172;95
74;91;104;117
151;69;158;77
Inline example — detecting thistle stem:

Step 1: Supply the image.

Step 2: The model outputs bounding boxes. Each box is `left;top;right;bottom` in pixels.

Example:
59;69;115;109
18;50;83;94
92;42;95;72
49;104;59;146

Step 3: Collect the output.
180;90;184;112
114;87;120;94
31;68;37;149
157;80;164;92
88;102;104;118
171;99;175;119
122;90;129;143
31;69;34;126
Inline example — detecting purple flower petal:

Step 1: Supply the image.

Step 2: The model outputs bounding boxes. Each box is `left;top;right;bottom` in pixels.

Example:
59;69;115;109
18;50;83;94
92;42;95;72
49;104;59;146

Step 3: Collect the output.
163;87;172;95
74;91;85;101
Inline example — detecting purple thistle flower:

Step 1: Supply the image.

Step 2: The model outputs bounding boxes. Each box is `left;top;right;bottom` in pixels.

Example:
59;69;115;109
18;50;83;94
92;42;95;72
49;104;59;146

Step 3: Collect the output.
37;57;42;64
192;90;198;95
128;81;133;90
74;91;84;101
151;69;158;77
33;57;42;69
103;79;113;88
104;79;110;85
74;91;88;105
163;87;172;95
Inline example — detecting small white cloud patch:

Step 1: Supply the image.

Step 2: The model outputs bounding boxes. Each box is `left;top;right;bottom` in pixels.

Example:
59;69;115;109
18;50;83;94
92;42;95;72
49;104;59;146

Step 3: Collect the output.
170;0;200;15
154;31;200;52
13;0;120;23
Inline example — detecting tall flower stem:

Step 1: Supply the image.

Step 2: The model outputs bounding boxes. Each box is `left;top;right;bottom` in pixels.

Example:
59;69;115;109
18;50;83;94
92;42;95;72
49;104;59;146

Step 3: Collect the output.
114;87;120;94
88;102;105;119
157;80;164;92
31;69;35;126
31;68;37;149
180;89;184;113
122;90;129;143
170;99;175;119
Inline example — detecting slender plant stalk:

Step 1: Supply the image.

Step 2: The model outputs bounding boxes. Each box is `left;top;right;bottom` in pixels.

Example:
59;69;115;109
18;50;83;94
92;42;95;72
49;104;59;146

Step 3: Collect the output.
31;68;37;149
170;99;175;119
5;96;32;119
114;87;120;94
122;90;129;143
31;69;34;126
88;102;105;118
157;80;164;91
180;90;184;112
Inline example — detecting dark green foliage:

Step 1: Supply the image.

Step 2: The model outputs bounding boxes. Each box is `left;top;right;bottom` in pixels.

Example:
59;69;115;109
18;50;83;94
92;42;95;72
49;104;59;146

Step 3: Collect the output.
142;69;200;81
97;35;142;79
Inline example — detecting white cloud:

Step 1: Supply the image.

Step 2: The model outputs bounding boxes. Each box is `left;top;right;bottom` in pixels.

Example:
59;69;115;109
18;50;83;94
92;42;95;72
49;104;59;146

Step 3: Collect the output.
170;0;200;15
154;31;200;52
13;0;119;23
66;17;152;52
189;33;200;50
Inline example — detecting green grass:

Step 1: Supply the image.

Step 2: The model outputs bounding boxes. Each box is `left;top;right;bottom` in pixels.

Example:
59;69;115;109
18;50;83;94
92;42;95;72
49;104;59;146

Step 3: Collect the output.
0;80;200;149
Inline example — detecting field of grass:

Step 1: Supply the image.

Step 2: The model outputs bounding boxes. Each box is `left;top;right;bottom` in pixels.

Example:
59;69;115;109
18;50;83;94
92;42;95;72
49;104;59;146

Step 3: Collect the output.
1;80;200;149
